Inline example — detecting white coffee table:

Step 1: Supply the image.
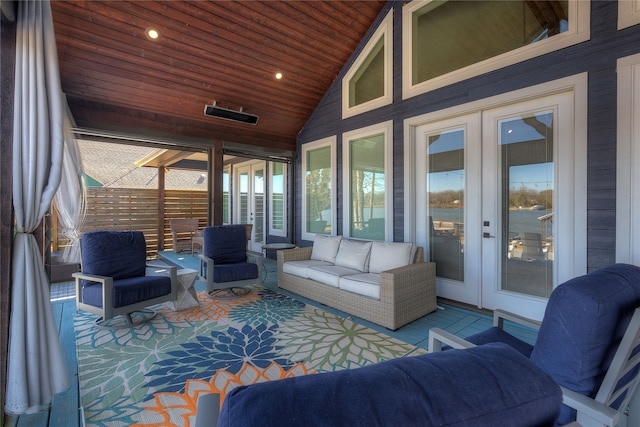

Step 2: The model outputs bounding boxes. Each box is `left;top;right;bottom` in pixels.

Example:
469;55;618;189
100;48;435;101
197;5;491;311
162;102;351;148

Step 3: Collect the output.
170;268;199;310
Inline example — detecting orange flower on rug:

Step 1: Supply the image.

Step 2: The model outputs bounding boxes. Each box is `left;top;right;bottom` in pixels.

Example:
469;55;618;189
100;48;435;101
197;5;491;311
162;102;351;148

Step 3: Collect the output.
132;362;312;427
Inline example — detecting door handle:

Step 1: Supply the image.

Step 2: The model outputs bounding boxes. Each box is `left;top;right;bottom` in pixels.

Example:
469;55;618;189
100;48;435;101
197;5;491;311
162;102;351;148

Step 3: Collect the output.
483;232;495;238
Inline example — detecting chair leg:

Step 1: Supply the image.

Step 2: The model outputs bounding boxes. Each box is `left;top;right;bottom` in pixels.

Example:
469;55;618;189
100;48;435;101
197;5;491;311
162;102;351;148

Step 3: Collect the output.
94;310;158;329
207;287;251;299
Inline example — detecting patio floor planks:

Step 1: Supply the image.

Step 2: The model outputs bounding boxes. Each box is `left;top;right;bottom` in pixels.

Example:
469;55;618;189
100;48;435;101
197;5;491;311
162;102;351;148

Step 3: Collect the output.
3;254;537;426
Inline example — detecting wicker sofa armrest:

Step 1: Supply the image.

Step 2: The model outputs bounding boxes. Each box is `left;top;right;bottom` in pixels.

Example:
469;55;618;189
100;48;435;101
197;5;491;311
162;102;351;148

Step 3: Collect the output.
379;261;436;300
277;246;313;272
278;246;313;262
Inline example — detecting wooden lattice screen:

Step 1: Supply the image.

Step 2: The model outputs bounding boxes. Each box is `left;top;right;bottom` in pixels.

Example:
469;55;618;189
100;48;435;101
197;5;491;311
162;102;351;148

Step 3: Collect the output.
57;187;208;258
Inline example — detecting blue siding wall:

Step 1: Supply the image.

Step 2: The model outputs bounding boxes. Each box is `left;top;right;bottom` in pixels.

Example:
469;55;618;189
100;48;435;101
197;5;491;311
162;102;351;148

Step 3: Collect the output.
297;1;640;271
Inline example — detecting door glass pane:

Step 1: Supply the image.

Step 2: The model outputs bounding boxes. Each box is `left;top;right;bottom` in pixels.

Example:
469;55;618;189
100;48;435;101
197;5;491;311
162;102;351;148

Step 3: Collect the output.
223;168;230;224
427;128;464;281
271;162;285;232
306;147;331;235
349;133;385;240
239;171;249;223
500;111;554;297
254;168;264;244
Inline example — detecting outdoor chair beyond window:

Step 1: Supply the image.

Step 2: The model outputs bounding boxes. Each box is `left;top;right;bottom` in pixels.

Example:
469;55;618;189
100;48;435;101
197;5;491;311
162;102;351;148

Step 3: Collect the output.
429;263;640;427
198;224;261;298
73;230;177;327
170;218;201;254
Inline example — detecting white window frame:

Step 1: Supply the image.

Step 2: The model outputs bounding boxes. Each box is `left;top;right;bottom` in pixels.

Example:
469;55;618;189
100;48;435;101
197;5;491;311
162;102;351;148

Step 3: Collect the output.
301;136;337;241
402;0;590;99
619;0;640;30
342;10;393;119
616;53;640;263
342;121;394;241
269;161;288;237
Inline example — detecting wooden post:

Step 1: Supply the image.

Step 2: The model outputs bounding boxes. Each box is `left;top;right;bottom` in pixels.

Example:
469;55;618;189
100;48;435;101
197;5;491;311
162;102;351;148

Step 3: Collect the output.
211;141;224;226
157;166;165;251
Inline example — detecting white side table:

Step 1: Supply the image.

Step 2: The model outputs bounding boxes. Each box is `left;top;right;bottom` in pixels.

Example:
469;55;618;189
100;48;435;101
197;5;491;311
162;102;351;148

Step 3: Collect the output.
170;268;199;310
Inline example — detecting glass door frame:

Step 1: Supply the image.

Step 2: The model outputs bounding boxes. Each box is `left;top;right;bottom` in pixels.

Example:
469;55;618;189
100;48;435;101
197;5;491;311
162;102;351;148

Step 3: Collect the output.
233;160;266;253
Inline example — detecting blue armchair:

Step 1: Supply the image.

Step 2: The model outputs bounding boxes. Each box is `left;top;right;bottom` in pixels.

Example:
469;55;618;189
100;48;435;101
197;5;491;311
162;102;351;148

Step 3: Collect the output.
73;230;177;327
430;263;640;427
196;342;562;426
198;225;261;298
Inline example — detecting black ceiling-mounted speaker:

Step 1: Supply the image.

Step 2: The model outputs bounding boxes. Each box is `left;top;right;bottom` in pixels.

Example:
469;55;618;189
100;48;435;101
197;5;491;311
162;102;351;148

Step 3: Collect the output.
203;102;259;125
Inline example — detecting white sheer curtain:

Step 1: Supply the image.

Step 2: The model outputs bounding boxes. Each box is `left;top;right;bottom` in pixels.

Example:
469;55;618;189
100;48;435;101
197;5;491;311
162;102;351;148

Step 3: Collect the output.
54;101;85;263
5;0;70;414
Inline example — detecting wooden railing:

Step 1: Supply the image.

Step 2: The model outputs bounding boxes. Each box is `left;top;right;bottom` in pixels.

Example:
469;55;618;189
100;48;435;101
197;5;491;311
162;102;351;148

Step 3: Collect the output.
56;187;208;257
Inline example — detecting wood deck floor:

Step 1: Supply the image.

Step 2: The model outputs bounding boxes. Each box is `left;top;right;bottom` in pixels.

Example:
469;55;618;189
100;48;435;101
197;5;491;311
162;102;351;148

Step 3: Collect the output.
3;254;537;427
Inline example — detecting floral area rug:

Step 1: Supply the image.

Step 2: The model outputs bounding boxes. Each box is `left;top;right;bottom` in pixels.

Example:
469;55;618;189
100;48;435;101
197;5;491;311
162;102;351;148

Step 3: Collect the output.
74;285;419;427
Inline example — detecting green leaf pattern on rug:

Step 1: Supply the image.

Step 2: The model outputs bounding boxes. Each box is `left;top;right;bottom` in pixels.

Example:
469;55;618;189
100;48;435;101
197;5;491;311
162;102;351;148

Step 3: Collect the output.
76;313;227;425
76;288;418;427
275;307;415;371
228;289;305;327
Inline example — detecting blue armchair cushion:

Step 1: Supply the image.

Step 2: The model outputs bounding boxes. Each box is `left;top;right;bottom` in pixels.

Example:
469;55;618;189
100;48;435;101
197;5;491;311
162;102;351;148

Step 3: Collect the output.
82;275;171;308
203;225;247;264
81;230;146;279
206;262;258;283
217;343;562;427
529;263;640;424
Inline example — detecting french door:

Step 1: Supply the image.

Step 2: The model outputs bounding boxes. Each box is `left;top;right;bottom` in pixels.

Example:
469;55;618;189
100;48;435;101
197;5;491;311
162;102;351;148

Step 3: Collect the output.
234;161;265;253
480;96;564;319
413;84;583;320
415;113;481;306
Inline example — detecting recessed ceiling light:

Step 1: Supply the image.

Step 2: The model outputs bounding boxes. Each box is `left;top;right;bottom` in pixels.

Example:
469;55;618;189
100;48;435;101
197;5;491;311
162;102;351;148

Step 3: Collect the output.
275;72;283;80
145;28;160;40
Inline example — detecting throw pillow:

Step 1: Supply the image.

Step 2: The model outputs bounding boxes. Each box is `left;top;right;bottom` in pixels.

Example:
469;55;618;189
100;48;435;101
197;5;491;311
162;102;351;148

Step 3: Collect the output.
334;239;373;272
369;242;414;274
310;234;342;263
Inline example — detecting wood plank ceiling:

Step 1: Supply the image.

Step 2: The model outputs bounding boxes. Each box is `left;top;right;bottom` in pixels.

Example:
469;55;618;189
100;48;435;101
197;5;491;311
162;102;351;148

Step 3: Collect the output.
50;0;388;153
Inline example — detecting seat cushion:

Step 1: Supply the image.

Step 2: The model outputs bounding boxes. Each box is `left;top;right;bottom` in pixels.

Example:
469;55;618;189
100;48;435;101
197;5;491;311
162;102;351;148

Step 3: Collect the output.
339;273;381;299
282;260;333;278
81;230;146;280
530;263;640;424
82;275;171;308
217;342;562;427
307;265;360;287
212;262;259;283
203;225;247;264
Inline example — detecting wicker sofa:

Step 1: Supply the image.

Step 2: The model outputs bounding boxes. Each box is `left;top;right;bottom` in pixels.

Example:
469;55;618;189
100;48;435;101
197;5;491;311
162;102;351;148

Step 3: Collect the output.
277;235;436;330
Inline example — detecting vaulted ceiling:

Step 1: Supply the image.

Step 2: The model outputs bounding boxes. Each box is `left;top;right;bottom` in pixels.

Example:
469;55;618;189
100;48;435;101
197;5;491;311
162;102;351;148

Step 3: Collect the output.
50;0;388;153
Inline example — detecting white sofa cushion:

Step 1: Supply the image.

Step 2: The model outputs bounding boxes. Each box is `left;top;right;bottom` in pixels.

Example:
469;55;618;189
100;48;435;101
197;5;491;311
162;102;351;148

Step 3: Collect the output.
308;265;361;287
311;235;342;263
334;239;372;272
339;273;381;299
282;260;333;278
369;242;416;274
